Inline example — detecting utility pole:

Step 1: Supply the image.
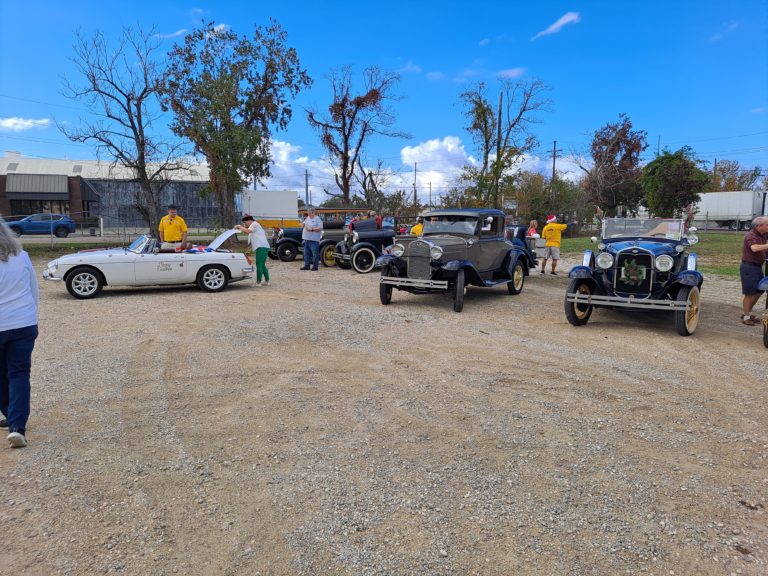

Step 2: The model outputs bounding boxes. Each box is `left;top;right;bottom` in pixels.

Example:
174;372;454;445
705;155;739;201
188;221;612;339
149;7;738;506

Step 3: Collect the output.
549;140;562;200
713;158;718;189
304;169;309;206
429;182;432;209
413;162;418;212
495;90;503;209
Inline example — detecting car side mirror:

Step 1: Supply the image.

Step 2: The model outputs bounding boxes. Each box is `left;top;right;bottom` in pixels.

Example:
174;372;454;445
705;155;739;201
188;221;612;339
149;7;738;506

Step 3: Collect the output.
590;236;597;243
688;226;697;233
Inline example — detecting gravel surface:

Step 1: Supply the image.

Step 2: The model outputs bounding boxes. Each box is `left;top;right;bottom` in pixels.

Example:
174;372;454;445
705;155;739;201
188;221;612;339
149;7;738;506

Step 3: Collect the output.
1;254;766;575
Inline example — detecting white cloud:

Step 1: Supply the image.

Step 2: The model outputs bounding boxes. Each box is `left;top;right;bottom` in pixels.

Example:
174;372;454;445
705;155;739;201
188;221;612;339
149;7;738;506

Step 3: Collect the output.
479;38;490;47
397;60;422;74
711;20;738;42
497;67;525;79
531;11;581;41
426;71;445;81
0;117;50;132
156;29;187;40
396;137;473;201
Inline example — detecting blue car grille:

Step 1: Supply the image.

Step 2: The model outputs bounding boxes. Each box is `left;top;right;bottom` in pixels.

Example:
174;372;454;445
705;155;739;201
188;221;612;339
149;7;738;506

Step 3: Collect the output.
407;241;432;280
614;251;653;295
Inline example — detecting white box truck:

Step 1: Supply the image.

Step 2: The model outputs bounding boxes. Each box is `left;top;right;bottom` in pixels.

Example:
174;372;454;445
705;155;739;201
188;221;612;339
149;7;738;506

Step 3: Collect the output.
694;190;768;231
237;190;301;229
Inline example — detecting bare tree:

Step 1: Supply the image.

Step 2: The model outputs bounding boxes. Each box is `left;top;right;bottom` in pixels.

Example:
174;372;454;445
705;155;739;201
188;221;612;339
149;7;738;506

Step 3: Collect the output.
459;78;551;208
60;27;188;234
307;66;410;205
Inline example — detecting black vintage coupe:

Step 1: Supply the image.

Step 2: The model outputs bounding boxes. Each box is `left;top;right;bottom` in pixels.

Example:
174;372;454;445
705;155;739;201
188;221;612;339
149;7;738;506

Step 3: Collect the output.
374;209;534;312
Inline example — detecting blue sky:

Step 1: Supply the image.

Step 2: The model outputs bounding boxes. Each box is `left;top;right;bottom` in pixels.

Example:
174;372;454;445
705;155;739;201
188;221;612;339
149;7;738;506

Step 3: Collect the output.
1;1;766;202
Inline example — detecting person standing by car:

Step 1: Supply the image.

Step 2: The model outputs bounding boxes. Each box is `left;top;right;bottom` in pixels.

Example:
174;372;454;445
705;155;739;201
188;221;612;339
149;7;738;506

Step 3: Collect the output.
540;214;570;275
526;219;539;238
300;206;323;271
235;215;270;286
739;216;768;325
158;204;188;248
0;218;39;448
410;216;424;236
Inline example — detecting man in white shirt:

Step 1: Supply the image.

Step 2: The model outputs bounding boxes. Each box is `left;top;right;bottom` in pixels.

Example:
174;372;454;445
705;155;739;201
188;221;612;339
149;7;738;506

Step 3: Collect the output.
300;206;323;271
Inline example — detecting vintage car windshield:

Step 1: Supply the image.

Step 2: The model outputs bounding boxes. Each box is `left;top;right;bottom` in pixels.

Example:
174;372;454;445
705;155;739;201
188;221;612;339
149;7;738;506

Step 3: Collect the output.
603;218;684;241
423;216;478;236
127;236;150;253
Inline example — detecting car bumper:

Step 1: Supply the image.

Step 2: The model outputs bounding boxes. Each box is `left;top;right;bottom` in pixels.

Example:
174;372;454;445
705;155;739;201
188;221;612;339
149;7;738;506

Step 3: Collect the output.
381;275;448;289
333;252;351;261
42;269;62;281
566;293;691;311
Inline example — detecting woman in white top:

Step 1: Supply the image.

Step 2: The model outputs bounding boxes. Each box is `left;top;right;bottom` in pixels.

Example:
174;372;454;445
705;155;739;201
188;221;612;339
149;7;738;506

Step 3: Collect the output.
234;214;271;286
0;218;39;448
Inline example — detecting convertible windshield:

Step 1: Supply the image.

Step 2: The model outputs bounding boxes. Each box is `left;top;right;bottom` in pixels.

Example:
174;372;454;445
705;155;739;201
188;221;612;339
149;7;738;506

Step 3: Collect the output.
423;216;477;236
127;236;149;253
603;218;684;241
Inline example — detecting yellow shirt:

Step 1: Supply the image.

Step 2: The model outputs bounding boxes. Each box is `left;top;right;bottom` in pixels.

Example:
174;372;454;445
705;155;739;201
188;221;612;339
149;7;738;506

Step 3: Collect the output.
158;215;188;242
410;222;423;236
541;222;568;247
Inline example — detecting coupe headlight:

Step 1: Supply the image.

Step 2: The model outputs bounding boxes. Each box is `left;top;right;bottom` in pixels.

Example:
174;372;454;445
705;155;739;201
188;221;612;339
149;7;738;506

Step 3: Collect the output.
596;252;614;269
392;243;405;257
352;231;359;243
430;245;443;260
655;254;674;272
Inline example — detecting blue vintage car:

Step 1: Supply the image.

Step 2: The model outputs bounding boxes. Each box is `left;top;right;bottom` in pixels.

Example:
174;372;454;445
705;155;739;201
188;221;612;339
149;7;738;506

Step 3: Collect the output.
565;217;703;336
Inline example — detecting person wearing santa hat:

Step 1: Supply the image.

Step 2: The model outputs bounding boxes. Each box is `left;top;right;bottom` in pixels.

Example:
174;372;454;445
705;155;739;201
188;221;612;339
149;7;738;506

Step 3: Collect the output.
540;214;570;275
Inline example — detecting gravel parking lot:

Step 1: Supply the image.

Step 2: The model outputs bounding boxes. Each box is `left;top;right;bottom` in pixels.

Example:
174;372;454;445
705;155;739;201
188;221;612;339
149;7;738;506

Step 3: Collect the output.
2;256;766;575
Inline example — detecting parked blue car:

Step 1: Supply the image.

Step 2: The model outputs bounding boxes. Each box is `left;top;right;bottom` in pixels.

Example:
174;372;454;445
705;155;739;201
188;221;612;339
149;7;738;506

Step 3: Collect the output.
565;217;702;336
7;213;76;237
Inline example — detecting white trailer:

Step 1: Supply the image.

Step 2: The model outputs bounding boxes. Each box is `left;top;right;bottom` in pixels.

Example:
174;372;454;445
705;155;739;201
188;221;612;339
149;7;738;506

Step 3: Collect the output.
237;190;301;229
693;190;768;231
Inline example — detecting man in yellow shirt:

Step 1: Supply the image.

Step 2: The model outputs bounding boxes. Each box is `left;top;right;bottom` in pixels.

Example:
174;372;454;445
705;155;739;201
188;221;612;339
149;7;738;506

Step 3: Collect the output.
540;214;569;275
410;217;423;236
158;205;188;247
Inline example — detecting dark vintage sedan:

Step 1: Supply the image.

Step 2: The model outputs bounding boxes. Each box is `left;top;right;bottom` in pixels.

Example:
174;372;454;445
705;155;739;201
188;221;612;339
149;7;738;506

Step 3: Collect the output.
565;217;703;336
270;225;346;266
333;219;396;273
375;209;534;312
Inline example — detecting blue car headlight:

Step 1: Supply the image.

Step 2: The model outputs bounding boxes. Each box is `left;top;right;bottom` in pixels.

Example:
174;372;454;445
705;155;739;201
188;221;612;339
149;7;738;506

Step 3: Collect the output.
430;245;443;260
655;254;674;272
392;243;405;257
596;252;614;269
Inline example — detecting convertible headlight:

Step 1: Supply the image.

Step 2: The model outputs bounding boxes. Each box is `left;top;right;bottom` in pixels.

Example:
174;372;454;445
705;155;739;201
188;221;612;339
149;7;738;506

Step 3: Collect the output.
596;252;614;269
655;254;674;272
430;245;443;260
392;243;405;257
352;231;359;243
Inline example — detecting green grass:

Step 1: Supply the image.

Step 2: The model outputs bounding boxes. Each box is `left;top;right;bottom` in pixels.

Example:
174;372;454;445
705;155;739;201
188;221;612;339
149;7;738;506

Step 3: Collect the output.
561;232;745;277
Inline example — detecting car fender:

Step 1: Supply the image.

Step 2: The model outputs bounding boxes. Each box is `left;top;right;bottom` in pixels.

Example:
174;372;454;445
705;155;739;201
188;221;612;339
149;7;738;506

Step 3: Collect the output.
758;276;768;292
319;238;336;251
504;249;530;277
674;269;703;288
351;241;380;256
276;237;302;249
568;265;596;280
375;254;398;270
443;260;483;285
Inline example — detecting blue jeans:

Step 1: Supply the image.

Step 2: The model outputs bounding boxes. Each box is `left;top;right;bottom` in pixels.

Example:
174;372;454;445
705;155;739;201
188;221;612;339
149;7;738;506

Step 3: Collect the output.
0;324;38;433
304;240;320;270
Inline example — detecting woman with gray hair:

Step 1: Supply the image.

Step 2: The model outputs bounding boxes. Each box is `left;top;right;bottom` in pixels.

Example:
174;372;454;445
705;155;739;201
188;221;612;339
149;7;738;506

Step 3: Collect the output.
0;217;39;447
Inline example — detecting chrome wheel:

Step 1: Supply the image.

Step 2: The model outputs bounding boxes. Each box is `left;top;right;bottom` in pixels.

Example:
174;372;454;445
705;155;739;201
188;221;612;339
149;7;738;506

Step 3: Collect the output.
198;266;228;292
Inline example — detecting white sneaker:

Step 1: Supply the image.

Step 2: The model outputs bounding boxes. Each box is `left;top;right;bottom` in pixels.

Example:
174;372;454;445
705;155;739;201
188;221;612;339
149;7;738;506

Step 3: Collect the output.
8;432;27;448
262;281;270;287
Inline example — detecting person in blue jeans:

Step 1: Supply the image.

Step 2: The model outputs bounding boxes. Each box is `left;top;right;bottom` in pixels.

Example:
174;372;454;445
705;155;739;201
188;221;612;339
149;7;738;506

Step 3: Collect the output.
300;206;323;271
0;218;39;448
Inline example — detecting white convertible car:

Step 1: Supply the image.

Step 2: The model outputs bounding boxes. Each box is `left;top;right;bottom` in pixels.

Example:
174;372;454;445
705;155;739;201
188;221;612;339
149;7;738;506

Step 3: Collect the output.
43;230;253;299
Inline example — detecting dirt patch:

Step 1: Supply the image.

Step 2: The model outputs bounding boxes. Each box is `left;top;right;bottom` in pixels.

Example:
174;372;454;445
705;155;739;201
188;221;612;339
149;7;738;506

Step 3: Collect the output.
1;256;766;575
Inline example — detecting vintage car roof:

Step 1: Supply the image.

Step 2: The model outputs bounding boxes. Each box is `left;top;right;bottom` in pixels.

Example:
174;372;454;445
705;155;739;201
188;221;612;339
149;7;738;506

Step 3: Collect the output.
423;208;505;218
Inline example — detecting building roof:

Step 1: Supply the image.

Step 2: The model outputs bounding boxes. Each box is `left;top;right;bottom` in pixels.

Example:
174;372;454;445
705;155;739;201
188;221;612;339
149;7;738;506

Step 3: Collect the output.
0;152;209;181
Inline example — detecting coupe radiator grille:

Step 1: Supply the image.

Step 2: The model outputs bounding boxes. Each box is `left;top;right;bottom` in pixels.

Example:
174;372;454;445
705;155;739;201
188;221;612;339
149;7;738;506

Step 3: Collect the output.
407;241;432;280
614;252;653;295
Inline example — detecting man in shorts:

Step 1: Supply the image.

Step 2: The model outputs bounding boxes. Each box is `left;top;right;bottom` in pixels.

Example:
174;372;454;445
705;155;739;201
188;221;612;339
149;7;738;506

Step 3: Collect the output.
739;216;768;326
540;214;569;275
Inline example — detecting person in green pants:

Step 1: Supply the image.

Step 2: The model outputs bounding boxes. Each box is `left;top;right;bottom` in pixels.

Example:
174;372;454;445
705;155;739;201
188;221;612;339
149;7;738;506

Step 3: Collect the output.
234;215;270;286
